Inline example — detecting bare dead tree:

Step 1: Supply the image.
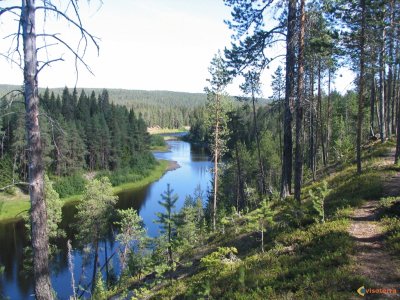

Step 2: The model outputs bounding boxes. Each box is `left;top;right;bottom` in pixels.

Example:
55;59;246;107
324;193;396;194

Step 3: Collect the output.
0;1;99;299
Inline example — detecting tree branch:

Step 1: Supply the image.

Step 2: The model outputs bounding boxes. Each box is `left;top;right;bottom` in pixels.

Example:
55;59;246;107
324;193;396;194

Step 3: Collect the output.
0;89;24;104
0;53;23;69
0;180;29;192
37;57;65;74
36;33;94;75
35;6;100;54
0;6;21;18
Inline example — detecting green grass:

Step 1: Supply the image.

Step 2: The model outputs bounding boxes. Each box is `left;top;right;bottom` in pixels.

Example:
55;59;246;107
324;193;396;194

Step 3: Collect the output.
0;198;30;222
153;219;365;299
147;127;188;135
150;145;169;152
112;160;169;194
0;160;170;222
148;142;395;299
377;196;400;255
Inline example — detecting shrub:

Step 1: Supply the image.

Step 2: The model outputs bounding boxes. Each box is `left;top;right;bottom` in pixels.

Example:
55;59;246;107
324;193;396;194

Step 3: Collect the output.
53;173;87;198
149;134;166;147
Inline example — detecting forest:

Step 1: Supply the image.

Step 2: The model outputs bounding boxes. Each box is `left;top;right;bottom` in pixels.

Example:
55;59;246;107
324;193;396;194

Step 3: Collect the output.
0;84;207;129
0;87;159;199
1;0;400;299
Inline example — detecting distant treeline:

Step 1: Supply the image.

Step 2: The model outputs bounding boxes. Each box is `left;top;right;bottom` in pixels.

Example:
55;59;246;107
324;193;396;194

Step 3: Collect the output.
0;85;209;128
0;87;155;194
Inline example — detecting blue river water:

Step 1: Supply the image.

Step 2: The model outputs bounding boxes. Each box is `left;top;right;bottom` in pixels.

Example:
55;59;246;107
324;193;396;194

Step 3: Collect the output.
0;137;212;299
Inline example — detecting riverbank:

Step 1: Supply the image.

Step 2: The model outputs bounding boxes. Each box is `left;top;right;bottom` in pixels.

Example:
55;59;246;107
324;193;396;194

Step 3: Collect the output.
0;159;174;223
147;126;189;135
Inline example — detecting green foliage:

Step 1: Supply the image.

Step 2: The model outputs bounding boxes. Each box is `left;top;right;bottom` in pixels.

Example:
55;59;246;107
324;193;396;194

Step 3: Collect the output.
22;175;65;275
200;247;239;275
156;184;179;264
308;181;331;223
205;52;232;161
149;134;166;148
274;198;306;229
114;208;147;272
378;197;400;255
53;173;87;198
44;175;65;240
75;177;117;246
175;195;202;254
96;158;156;187
158;219;363;299
92;272;107;300
378;196;400;218
1;87;155;189
187;106;209;143
246;200;274;252
0;155;14;193
382;217;400;255
331;116;354;163
326;171;383;215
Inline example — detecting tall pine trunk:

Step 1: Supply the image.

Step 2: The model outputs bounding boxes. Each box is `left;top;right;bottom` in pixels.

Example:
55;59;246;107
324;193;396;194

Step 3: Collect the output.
294;0;305;203
234;143;245;211
326;68;332;163
357;0;366;174
91;236;99;293
212;94;220;231
318;61;327;166
379;27;386;143
370;75;376;136
309;68;316;180
252;91;267;195
281;0;296;198
22;1;53;299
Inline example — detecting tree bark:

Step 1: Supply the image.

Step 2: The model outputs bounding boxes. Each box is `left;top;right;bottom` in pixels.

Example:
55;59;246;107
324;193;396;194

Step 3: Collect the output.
326;68;332;162
309;67;316;180
91;236;99;293
317;61;327;166
294;0;305;203
252;91;267;195
379;27;386;143
389;0;396;135
370;75;376;137
357;0;366;174
234;143;245;211
281;0;296;198
22;1;53;299
212;94;219;231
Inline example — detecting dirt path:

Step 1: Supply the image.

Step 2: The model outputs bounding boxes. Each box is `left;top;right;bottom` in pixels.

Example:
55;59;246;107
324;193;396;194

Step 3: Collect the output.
349;166;400;299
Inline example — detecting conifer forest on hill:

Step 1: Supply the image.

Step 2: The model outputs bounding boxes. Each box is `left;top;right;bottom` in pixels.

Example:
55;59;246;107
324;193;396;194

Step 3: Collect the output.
1;0;400;299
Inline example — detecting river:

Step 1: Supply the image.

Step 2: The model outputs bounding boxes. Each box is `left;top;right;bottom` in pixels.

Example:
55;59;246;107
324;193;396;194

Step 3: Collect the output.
0;136;212;299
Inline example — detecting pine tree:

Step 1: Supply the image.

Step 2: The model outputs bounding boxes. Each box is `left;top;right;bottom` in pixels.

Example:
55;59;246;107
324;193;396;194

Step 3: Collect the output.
156;184;179;265
75;177;117;292
205;52;231;231
240;71;267;196
114;208;146;273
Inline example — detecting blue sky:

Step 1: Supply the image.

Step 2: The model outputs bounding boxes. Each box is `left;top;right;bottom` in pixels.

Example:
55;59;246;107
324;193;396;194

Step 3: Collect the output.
0;0;354;96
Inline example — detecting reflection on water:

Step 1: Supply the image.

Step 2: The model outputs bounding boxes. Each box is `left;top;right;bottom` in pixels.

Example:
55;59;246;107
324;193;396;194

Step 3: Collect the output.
0;138;211;299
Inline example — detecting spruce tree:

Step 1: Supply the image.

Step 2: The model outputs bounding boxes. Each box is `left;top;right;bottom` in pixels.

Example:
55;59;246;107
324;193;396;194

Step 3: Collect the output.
156;184;179;265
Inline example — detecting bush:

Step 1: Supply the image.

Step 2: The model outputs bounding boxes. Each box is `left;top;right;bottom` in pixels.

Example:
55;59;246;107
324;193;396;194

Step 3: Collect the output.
149;134;166;147
53;173;87;198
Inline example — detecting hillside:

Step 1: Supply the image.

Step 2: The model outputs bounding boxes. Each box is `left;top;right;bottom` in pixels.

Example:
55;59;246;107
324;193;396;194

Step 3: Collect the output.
0;84;207;128
108;141;400;299
0;84;269;128
0;84;207;107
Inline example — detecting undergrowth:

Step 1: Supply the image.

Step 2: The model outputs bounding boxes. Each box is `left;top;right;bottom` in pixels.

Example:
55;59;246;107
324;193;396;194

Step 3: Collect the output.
130;141;395;299
152;219;364;299
378;196;400;256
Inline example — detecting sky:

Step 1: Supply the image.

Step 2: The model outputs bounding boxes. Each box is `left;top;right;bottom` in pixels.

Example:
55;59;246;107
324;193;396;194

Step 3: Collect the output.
0;0;355;97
